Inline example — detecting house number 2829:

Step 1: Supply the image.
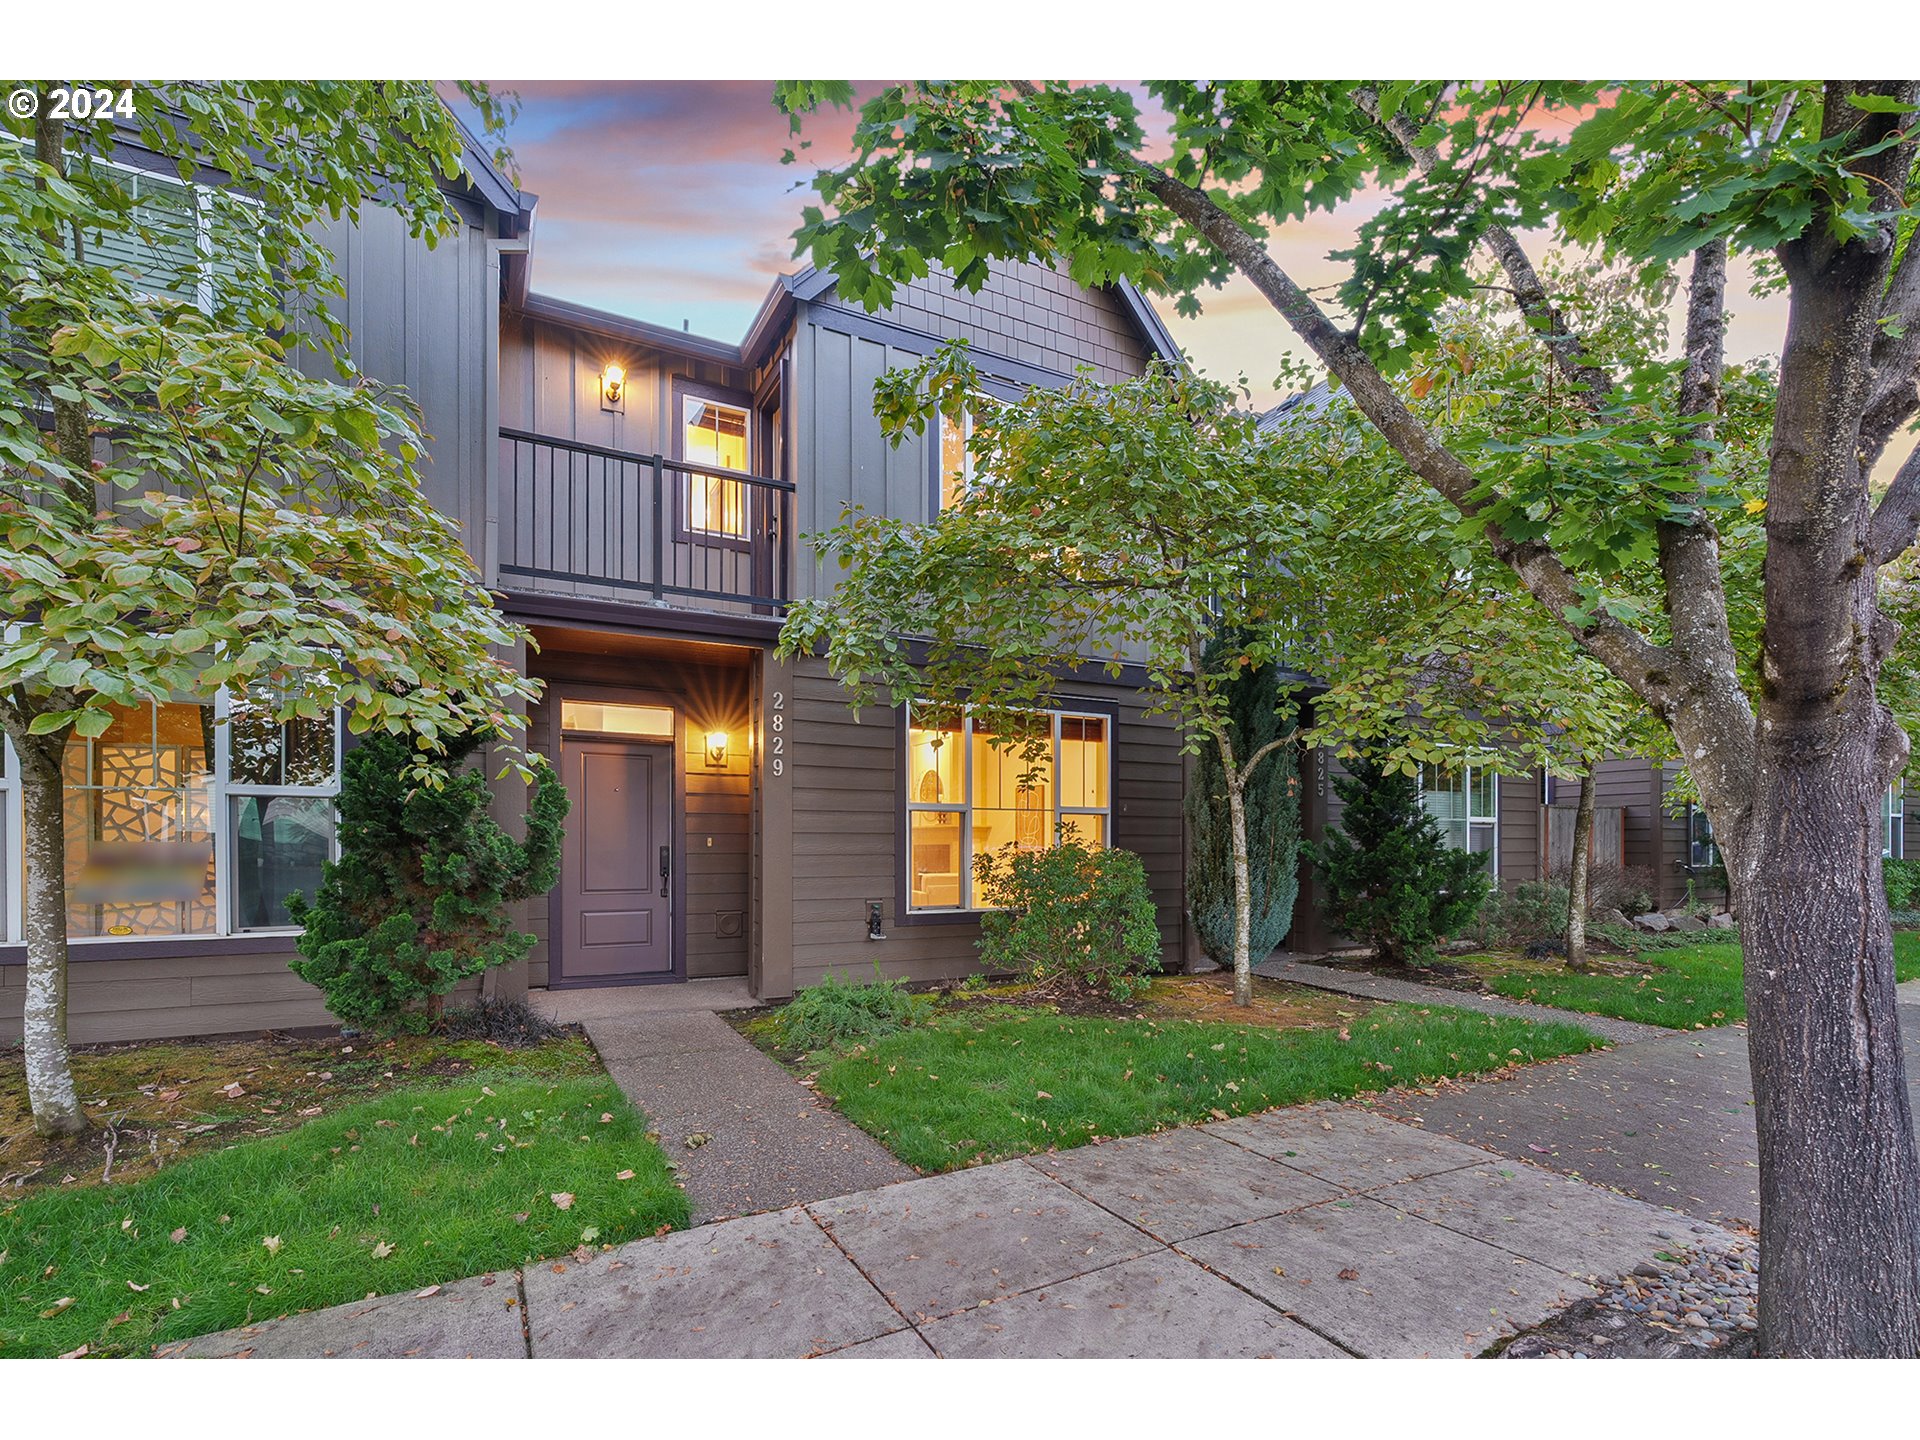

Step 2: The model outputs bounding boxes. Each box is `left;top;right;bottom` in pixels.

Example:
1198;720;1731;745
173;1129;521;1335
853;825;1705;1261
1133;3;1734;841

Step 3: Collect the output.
770;691;785;776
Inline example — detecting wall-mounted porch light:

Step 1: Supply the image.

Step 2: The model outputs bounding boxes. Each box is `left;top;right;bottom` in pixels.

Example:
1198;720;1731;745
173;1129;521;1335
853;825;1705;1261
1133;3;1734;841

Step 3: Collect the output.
600;362;626;408
704;729;729;768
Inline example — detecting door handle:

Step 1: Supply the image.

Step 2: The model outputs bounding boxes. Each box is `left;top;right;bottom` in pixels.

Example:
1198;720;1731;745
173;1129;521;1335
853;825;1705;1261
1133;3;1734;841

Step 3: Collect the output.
659;844;670;897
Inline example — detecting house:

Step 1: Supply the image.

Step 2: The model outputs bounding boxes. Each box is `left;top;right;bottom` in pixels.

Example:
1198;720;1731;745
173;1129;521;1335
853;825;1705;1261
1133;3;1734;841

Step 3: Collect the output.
0;117;1194;1043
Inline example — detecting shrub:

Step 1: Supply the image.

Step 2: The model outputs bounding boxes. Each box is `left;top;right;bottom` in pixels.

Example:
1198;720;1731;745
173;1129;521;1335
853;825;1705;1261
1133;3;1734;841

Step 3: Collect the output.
288;729;567;1034
1471;881;1571;948
1547;859;1655;918
770;968;933;1051
1885;858;1920;910
1307;753;1493;968
1187;645;1302;965
974;837;1161;1000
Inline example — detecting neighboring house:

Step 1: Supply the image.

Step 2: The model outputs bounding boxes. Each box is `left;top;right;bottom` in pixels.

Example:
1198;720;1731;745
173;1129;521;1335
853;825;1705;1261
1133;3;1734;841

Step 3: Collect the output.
1;119;1194;1043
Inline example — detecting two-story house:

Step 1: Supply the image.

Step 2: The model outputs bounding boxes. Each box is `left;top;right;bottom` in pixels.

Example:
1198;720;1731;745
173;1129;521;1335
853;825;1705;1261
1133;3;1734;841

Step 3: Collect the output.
1;123;1195;1043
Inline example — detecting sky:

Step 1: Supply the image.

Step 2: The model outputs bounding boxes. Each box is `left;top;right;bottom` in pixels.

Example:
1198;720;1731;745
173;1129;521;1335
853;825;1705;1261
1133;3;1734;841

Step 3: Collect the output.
481;81;1791;411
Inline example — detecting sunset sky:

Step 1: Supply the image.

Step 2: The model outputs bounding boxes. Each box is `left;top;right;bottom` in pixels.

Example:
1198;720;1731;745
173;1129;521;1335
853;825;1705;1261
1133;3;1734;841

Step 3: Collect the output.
484;81;1789;410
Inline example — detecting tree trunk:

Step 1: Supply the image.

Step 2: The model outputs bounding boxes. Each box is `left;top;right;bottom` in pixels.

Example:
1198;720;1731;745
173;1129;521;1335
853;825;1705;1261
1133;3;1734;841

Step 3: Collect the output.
1566;767;1595;970
1218;733;1253;1007
14;731;86;1138
1738;734;1920;1355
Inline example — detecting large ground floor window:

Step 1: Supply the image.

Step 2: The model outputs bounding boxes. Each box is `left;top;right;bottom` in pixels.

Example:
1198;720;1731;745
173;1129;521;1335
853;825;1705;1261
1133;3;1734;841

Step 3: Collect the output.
0;688;339;945
1420;762;1498;874
905;702;1112;912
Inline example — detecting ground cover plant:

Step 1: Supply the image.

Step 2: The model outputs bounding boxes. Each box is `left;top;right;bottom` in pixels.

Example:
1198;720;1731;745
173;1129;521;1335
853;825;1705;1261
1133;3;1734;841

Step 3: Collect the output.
0;1071;687;1358
762;968;935;1052
774;978;1602;1172
1458;935;1920;1030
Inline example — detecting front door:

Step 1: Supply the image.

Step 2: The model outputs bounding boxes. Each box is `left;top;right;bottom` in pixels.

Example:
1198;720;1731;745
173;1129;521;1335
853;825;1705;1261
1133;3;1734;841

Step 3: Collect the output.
558;736;675;983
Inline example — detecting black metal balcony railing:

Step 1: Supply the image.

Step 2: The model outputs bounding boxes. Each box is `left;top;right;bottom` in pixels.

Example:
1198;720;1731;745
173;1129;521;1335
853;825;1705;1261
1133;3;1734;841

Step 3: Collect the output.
498;428;793;612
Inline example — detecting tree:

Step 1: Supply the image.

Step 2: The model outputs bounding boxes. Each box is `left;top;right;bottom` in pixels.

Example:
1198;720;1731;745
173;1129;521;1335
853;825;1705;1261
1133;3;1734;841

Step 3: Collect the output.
288;728;566;1032
778;349;1323;1006
1;82;536;1136
777;79;1920;1353
1187;641;1300;970
1309;752;1492;967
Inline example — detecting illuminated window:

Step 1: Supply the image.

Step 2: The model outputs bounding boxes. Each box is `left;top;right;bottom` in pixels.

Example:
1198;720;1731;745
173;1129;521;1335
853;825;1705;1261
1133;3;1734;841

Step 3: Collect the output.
683;397;750;539
560;700;675;739
905;703;1111;912
1420;763;1498;874
3;687;339;944
937;394;1000;512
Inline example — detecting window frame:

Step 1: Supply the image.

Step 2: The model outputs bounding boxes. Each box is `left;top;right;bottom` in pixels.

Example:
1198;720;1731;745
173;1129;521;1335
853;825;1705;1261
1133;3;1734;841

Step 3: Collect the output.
1887;783;1905;861
1684;802;1721;870
929;386;1015;516
0;687;342;947
1418;761;1500;876
897;699;1117;920
673;381;755;550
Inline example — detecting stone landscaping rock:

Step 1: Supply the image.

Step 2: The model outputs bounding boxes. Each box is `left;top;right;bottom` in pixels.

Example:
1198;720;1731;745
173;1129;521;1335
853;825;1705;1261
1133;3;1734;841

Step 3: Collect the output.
1597;908;1631;930
1633;912;1672;932
1707;912;1737;930
1667;913;1707;933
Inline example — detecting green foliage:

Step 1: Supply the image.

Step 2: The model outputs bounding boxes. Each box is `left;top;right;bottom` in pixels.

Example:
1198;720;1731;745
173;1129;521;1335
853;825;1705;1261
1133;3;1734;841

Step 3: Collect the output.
0;1074;687;1358
974;838;1161;1000
1884;858;1920;910
1308;753;1492;967
1471;881;1572;949
288;730;566;1033
767;968;934;1053
807;1003;1603;1173
1187;649;1301;964
0;80;537;773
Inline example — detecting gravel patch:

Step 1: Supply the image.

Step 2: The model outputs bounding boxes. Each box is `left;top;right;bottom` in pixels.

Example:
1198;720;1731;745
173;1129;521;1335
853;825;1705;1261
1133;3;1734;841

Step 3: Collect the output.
1496;1231;1758;1358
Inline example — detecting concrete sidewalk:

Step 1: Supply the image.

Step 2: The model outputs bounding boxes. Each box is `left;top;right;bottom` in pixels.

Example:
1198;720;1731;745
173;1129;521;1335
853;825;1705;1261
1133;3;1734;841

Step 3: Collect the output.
164;1104;1728;1359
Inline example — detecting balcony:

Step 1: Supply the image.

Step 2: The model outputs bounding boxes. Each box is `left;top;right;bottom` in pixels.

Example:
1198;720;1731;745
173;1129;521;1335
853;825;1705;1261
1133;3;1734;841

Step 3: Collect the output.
497;428;793;613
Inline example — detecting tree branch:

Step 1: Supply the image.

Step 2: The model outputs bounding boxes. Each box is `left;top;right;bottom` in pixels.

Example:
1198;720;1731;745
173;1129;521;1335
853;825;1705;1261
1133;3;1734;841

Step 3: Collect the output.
1860;225;1920;470
1868;436;1920;564
1126;154;1676;710
1350;86;1616;408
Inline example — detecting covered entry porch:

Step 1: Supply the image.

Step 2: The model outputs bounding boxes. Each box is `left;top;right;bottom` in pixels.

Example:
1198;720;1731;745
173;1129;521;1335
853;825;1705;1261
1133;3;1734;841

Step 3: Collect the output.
515;622;762;993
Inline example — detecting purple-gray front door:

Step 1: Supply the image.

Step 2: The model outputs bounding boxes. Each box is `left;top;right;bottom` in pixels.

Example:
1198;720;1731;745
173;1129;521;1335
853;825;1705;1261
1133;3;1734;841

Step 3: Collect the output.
558;736;675;983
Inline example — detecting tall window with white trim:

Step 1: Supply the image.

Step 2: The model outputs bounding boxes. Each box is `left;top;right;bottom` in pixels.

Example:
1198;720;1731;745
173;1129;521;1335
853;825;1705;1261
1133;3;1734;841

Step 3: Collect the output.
1420;762;1498;873
1;687;340;945
905;703;1112;912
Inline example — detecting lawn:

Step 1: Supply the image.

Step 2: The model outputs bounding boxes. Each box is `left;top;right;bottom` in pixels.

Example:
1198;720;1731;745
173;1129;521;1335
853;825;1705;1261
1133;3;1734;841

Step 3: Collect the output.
798;994;1604;1173
1460;932;1920;1030
1;1072;688;1357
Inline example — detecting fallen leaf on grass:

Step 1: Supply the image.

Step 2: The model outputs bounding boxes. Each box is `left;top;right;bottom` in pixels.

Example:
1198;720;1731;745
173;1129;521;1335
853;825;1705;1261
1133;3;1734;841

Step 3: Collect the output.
599;1113;613;1124
58;1344;89;1359
550;1192;575;1210
262;1236;282;1255
615;1169;635;1181
127;1281;150;1292
40;1298;75;1318
370;1241;394;1259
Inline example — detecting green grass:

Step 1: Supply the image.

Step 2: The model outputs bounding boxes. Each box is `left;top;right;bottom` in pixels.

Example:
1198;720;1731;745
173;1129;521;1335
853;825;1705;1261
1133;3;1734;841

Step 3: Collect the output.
809;1004;1605;1173
1467;933;1920;1030
1;1073;688;1358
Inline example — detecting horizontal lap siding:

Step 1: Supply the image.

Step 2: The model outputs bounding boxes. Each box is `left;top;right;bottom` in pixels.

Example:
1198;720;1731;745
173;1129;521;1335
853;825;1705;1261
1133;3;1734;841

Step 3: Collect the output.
0;950;362;1046
786;658;1185;991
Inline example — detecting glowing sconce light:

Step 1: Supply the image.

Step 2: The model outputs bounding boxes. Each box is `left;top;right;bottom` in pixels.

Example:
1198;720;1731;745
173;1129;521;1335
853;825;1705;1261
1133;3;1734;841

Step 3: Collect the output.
705;729;729;768
601;362;626;407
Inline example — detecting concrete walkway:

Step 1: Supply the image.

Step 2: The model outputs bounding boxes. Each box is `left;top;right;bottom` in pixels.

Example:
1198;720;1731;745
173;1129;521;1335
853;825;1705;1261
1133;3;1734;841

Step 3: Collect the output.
1256;957;1668;1048
1372;980;1920;1228
580;1009;913;1224
164;1103;1730;1359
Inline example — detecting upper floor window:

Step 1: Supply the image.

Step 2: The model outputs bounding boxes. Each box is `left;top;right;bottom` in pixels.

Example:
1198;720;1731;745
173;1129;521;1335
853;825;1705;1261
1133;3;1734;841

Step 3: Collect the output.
0;687;340;944
682;397;750;540
1420;763;1498;873
905;702;1111;912
937;394;1000;512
